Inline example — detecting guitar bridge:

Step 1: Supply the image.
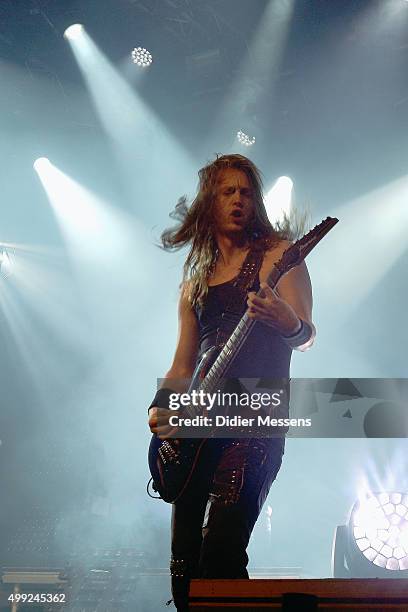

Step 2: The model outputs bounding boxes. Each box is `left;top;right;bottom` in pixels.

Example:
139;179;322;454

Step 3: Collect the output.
158;440;180;465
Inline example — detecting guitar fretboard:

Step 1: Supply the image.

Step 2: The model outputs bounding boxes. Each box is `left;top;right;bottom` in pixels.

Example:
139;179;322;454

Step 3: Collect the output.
182;263;284;420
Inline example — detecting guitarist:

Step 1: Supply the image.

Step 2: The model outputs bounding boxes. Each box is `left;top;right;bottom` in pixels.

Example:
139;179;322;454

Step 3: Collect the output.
148;154;315;611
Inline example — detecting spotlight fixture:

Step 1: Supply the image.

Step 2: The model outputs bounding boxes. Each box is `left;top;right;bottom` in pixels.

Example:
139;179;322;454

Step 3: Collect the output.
64;24;84;40
0;248;12;278
237;130;256;147
333;492;408;577
33;157;51;173
265;176;293;225
131;47;153;67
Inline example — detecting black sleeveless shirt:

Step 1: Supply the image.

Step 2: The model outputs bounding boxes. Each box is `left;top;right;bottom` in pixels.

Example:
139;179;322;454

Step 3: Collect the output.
194;274;292;379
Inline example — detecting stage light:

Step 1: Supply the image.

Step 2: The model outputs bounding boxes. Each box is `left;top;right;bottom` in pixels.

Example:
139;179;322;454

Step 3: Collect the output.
64;24;84;40
131;47;153;67
0;248;12;278
264;176;293;224
33;157;51;172
236;130;256;147
206;1;295;150
64;26;194;208
271;176;293;195
333;491;408;577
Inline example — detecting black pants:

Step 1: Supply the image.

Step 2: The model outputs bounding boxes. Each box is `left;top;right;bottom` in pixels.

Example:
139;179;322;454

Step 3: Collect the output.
170;436;285;611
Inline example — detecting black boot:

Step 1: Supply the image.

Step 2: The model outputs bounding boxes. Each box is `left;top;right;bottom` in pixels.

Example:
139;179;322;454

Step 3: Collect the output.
170;556;190;611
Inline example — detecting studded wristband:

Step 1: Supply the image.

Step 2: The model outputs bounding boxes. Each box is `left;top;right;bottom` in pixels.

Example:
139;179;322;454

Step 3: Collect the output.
148;387;174;414
282;319;313;349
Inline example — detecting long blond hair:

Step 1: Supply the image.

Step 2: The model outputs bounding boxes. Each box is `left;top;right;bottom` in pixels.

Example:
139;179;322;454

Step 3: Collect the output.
161;154;297;306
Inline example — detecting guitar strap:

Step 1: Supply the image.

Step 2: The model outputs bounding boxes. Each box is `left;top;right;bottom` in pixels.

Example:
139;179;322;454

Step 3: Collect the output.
215;246;266;349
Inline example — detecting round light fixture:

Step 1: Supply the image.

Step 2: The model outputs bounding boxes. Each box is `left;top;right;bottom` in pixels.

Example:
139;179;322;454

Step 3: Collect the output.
333;491;408;577
131;47;153;67
64;24;84;40
237;130;256;147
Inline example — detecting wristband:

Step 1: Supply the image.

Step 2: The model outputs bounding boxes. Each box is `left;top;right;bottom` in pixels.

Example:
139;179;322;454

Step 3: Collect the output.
282;319;313;349
148;387;174;413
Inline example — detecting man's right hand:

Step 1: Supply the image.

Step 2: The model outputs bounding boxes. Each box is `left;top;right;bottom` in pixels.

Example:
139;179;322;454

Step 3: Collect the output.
148;407;179;439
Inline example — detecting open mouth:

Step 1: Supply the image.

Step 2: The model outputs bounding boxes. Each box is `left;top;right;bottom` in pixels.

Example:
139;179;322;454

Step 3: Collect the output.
231;209;244;218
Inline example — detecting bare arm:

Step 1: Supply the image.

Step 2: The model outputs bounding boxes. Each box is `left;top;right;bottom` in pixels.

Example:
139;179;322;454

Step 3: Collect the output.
274;259;315;350
248;241;316;351
148;284;199;432
162;283;199;383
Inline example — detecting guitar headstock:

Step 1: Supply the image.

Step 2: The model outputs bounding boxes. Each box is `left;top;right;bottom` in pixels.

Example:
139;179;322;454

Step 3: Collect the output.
274;216;339;275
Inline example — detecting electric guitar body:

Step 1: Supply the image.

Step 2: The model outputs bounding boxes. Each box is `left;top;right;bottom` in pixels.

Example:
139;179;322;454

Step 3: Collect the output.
148;346;219;503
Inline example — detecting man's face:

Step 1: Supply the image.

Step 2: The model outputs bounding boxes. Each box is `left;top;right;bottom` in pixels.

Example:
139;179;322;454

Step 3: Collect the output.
212;168;254;235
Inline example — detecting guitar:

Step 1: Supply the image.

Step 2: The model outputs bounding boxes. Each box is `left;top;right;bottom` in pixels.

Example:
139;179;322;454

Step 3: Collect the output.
148;216;338;503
